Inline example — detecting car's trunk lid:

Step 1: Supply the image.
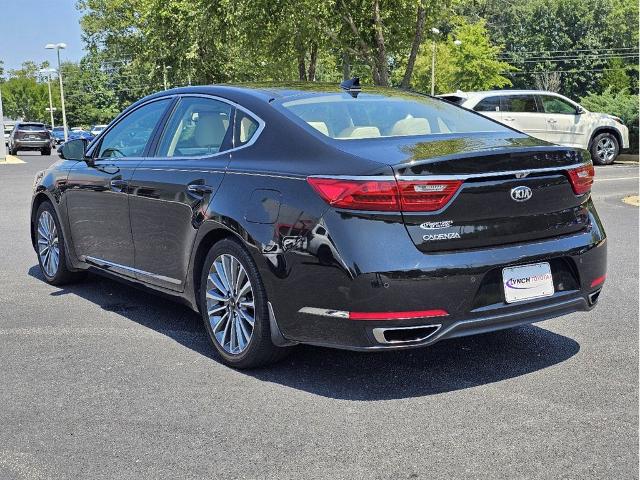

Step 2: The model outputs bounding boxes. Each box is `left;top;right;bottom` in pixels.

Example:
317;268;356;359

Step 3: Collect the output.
331;132;592;252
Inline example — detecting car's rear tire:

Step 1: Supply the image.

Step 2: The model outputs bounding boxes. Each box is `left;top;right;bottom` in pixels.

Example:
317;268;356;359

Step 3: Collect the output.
34;202;85;285
9;147;17;155
199;238;289;369
590;132;619;165
41;147;51;155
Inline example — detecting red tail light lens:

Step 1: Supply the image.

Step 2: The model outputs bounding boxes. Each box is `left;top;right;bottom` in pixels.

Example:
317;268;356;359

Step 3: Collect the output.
396;180;462;212
306;178;399;211
567;164;595;195
307;177;462;212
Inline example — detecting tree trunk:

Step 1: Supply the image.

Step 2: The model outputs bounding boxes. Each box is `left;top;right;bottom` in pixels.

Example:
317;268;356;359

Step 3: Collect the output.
295;36;307;81
371;0;389;86
307;43;318;81
401;3;427;89
342;52;351;80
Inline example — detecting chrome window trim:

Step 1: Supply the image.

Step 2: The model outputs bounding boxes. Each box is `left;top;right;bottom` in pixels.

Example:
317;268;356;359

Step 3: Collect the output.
84;255;182;285
149;93;265;161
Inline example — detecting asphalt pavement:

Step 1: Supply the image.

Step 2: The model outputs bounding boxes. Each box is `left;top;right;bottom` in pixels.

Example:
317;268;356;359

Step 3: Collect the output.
0;153;638;479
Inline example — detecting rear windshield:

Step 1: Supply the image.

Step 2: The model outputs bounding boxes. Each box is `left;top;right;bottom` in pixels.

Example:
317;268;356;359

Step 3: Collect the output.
280;92;509;140
18;124;46;131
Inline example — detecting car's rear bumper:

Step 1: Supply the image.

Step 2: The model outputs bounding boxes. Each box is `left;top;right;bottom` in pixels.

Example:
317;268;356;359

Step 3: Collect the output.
13;140;51;150
297;291;597;351
266;201;606;350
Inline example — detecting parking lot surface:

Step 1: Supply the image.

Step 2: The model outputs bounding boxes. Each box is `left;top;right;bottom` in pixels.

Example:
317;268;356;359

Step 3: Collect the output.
0;153;638;479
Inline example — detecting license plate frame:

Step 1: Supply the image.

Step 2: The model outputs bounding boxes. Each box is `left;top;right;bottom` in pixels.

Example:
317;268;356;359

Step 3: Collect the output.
502;262;554;304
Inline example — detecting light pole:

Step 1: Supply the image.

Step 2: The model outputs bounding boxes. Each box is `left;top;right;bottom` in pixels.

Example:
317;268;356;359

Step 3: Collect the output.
45;43;68;141
0;86;6;160
430;28;441;96
39;68;57;128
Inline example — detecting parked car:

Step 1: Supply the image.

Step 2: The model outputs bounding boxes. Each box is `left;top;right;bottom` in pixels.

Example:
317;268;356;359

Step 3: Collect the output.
31;83;606;368
90;124;108;136
439;90;629;165
50;126;67;145
68;129;94;142
8;122;52;155
4;125;13;146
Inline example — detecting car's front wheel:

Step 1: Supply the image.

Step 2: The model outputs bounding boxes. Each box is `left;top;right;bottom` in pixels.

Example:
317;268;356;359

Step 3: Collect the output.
199;238;288;369
34;202;84;285
591;132;619;165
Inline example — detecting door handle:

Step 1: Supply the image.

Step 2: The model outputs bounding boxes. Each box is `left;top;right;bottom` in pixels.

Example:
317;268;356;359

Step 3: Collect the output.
110;179;128;191
187;184;214;195
504;117;515;121
547;119;557;124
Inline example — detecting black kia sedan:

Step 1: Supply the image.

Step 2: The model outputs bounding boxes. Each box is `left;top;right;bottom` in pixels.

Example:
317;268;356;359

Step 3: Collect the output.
30;83;606;368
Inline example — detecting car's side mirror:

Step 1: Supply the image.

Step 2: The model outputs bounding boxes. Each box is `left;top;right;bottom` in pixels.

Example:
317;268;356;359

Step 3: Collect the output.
576;106;586;114
59;138;90;162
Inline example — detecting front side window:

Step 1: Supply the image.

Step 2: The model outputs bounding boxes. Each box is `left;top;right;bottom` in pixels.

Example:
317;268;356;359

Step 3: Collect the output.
156;97;232;157
474;96;501;112
97;99;170;158
540;95;577;115
501;95;539;113
280;92;509;140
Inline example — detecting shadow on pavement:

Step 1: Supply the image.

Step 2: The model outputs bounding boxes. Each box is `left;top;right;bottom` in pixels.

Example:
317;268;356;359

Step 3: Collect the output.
29;265;580;401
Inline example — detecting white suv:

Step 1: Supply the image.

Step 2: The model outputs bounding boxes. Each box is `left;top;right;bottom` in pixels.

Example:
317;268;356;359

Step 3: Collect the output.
439;90;629;165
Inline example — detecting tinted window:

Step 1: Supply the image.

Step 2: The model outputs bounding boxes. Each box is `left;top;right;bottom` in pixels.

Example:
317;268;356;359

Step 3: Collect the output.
474;96;501;112
281;92;509;139
540;95;577;114
501;95;539;113
235;111;260;146
97;99;170;158
17;123;46;131
156;97;232;157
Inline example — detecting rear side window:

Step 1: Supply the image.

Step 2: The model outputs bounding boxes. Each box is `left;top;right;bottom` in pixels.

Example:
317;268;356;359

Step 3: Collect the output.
280;93;509;140
474;96;501;112
501;95;539;113
234;111;260;147
156;97;232;157
540;95;577;114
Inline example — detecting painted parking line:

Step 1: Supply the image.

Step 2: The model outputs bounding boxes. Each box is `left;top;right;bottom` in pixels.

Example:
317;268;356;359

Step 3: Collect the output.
0;155;26;164
595;176;639;182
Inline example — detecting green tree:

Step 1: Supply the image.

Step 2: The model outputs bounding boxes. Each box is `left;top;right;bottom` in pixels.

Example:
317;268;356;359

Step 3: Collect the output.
411;20;514;93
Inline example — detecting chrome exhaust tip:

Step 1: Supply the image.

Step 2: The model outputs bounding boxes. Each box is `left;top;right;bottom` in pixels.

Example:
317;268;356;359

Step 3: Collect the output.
372;324;441;345
588;289;602;306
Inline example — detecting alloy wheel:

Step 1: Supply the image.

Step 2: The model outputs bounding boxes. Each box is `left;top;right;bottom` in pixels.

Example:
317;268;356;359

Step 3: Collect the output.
206;253;255;355
596;137;616;163
37;210;59;277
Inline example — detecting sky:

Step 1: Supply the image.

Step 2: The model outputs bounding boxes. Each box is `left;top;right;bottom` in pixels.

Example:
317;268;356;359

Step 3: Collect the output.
0;0;85;72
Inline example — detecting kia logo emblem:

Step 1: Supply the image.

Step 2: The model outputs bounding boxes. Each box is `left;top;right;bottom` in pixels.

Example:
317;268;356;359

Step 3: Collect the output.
510;186;532;202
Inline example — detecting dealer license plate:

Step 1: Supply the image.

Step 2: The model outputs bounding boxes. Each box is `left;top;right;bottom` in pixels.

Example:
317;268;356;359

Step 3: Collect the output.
502;262;554;303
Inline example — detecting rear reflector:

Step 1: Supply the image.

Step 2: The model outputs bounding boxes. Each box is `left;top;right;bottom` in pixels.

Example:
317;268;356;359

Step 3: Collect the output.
590;274;606;288
567;164;595;195
307;177;462;212
348;309;449;320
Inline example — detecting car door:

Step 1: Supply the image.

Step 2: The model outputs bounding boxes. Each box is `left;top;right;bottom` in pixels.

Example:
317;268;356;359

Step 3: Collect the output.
500;94;549;141
65;98;172;275
128;95;236;291
538;94;587;148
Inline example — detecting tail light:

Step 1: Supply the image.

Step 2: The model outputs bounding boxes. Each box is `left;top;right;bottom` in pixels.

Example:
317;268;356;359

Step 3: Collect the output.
396;180;462;212
567;164;595;195
307;177;462;212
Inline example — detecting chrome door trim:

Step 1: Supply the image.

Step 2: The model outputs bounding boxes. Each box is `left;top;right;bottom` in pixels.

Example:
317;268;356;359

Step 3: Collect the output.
84;255;182;285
